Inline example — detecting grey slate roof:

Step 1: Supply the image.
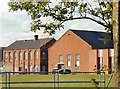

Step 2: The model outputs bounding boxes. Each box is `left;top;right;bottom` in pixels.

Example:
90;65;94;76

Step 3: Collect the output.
5;38;54;50
71;30;114;49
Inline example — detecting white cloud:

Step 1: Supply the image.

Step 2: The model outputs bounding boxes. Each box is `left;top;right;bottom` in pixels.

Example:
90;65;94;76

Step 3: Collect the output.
21;21;31;32
0;0;105;47
0;0;9;13
1;15;21;30
69;20;105;32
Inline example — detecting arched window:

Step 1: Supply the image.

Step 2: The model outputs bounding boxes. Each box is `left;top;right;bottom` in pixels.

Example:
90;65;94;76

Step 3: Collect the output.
20;51;22;60
30;51;33;60
42;52;46;59
4;52;8;60
35;50;38;59
10;52;13;61
76;54;80;71
30;65;33;72
34;65;38;72
25;51;28;60
14;51;18;60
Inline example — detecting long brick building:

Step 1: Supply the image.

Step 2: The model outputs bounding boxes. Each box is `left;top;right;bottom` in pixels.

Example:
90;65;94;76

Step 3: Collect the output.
3;29;114;74
3;35;56;72
48;30;114;74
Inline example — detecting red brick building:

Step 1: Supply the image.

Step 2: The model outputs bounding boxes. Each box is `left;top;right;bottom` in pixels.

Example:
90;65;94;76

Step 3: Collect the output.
48;30;114;74
3;35;56;72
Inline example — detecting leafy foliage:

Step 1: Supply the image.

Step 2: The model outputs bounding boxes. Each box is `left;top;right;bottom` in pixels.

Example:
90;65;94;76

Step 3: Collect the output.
8;0;112;36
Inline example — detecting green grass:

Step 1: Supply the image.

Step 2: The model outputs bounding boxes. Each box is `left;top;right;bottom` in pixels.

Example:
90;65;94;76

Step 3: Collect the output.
1;74;115;88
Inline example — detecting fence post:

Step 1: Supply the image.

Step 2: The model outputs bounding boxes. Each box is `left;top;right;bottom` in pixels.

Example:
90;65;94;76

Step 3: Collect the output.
5;72;7;89
57;73;59;89
54;72;55;89
104;72;106;89
8;72;10;89
99;72;102;87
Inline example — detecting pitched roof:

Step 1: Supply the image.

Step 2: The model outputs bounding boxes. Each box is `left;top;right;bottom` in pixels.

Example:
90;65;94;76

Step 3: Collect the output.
5;38;54;50
71;30;114;49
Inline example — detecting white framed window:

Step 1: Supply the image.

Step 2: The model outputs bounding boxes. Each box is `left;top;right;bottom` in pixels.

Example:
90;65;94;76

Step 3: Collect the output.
30;65;33;72
20;51;22;60
4;52;8;60
25;51;28;60
34;65;38;72
35;50;38;59
109;57;114;72
59;54;63;63
109;49;114;57
98;57;103;69
15;51;18;60
30;51;33;60
98;49;103;70
10;52;13;61
67;54;71;69
76;54;80;71
109;49;114;73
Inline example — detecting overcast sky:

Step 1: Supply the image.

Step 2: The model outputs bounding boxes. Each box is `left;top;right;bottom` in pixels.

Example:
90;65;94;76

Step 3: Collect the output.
0;0;105;47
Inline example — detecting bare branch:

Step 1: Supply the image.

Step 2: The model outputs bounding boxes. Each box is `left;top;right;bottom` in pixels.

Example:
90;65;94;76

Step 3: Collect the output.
61;16;109;28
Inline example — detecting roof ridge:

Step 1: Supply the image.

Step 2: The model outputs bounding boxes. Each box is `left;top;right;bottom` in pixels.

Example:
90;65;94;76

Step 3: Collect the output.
16;37;54;42
70;29;105;33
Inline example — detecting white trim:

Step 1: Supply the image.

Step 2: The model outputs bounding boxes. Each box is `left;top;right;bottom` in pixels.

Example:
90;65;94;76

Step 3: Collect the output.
98;49;103;57
109;49;114;56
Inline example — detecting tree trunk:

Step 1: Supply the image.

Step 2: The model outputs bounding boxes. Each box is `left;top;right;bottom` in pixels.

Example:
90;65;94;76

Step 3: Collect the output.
113;0;120;88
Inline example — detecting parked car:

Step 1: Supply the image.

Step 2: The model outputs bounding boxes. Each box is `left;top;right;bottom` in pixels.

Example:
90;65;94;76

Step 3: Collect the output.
52;68;71;74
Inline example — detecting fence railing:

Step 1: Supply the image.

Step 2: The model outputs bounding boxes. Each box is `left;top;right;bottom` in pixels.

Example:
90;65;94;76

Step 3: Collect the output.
0;71;106;89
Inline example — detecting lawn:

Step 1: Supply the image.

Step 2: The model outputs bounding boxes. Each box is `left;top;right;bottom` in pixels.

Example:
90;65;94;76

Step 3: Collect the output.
0;73;115;89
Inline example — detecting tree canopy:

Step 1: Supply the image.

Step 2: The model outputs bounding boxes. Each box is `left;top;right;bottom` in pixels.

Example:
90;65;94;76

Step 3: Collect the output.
8;0;112;36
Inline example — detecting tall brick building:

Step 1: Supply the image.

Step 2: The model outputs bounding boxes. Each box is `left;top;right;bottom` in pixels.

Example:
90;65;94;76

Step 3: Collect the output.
48;30;114;74
3;35;56;72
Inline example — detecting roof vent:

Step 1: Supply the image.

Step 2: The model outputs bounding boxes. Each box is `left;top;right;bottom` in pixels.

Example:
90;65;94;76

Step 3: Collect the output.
34;35;38;41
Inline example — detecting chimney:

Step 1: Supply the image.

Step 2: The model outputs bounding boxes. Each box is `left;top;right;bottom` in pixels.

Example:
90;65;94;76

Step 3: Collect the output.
34;35;38;41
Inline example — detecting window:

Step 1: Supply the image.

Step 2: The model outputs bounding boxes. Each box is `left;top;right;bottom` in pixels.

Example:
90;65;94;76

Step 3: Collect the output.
42;52;46;59
67;54;71;69
25;51;28;60
59;54;63;63
97;49;103;70
35;50;38;59
6;52;8;60
20;51;22;60
30;51;33;60
30;65;33;72
109;49;114;73
15;51;18;60
10;52;13;61
109;57;114;73
34;65;38;72
4;52;8;60
98;57;103;70
76;54;80;71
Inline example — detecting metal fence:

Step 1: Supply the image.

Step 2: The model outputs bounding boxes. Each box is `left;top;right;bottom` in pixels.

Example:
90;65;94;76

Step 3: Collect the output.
0;72;106;89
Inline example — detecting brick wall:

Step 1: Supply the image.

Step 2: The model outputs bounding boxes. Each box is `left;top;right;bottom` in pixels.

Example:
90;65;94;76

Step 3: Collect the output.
48;30;92;72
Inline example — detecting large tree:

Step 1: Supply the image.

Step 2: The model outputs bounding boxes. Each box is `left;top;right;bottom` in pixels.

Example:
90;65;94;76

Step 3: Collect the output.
8;0;112;35
113;0;120;88
8;0;120;88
